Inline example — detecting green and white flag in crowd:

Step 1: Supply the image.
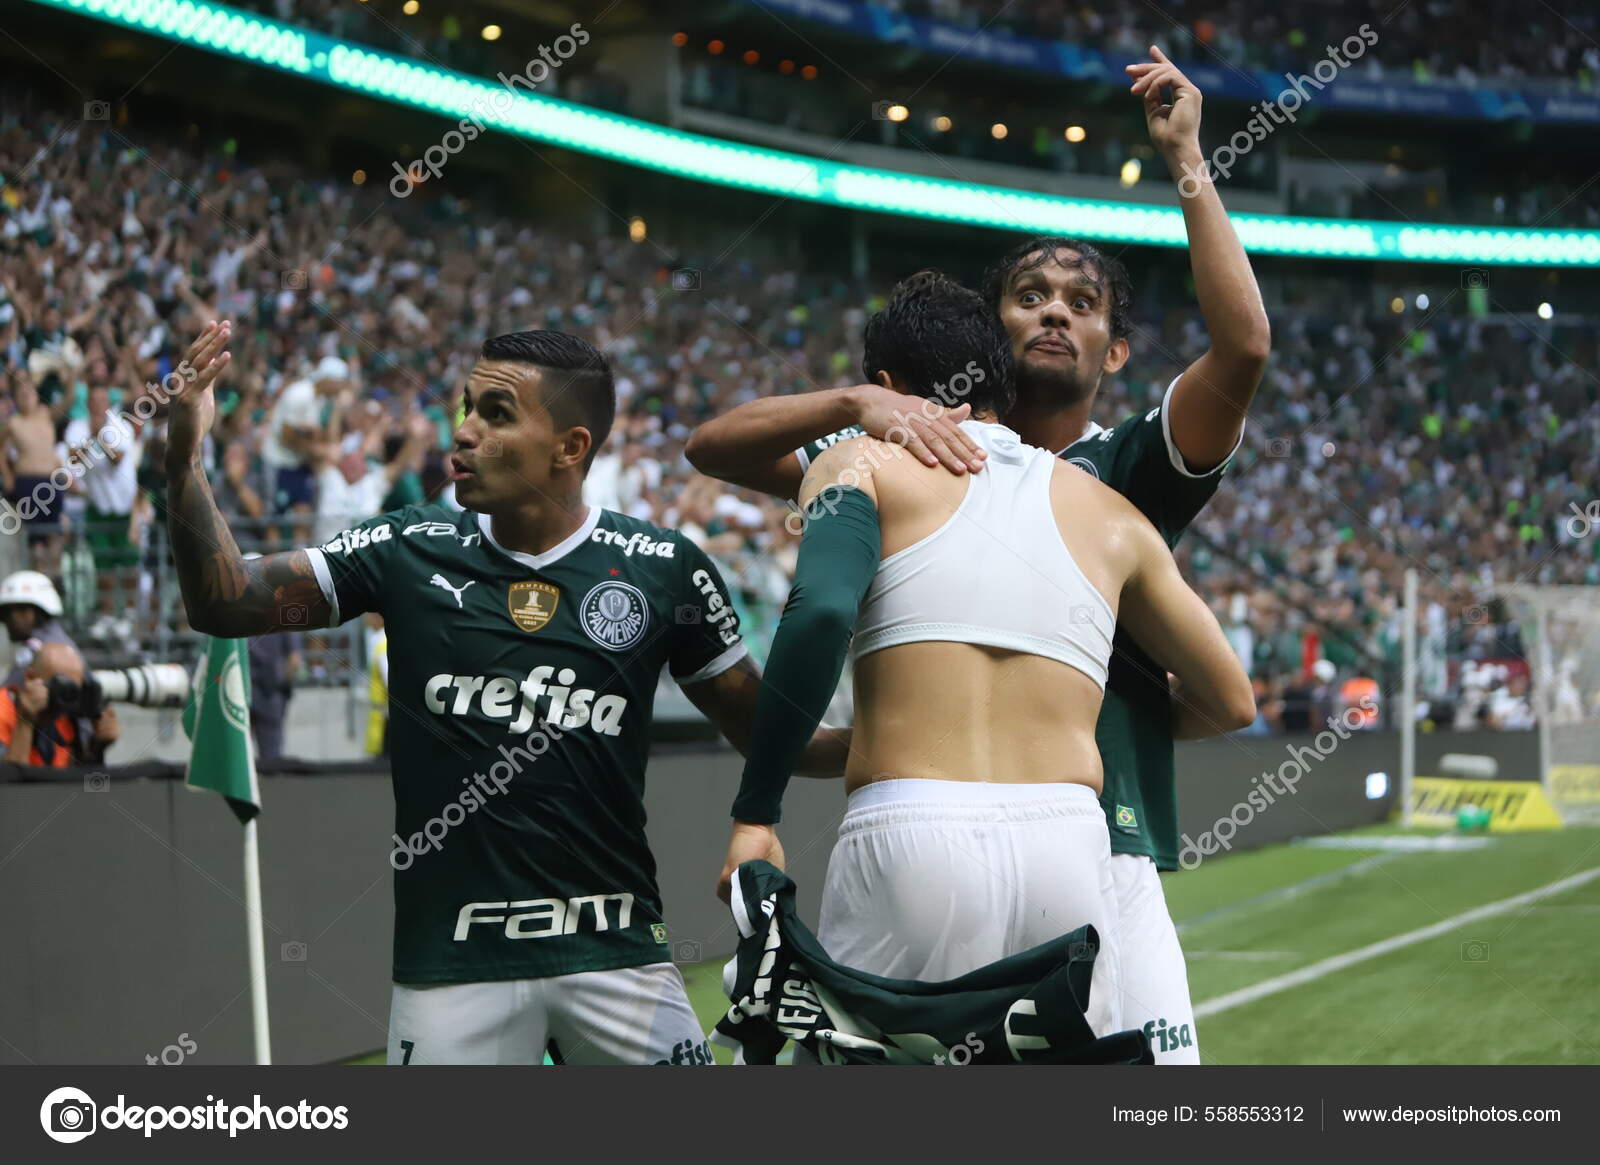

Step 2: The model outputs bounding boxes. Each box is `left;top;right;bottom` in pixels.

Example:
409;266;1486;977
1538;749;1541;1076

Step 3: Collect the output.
182;636;259;824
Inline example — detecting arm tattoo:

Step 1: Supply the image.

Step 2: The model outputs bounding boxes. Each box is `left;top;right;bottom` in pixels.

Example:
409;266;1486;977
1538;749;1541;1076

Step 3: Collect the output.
165;450;333;636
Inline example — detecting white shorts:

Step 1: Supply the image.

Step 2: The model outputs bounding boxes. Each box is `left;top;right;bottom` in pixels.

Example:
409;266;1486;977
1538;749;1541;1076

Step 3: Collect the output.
816;779;1122;1036
1112;853;1199;1064
386;962;711;1065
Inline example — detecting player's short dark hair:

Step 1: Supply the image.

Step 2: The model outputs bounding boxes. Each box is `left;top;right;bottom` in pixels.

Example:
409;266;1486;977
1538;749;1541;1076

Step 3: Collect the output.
981;235;1134;341
862;270;1016;417
480;330;614;469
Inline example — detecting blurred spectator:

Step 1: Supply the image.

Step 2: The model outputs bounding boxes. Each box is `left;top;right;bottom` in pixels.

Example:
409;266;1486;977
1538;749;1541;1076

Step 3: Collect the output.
213;443;267;528
365;612;388;757
62;385;142;647
3;374;68;571
263;354;350;540
246;632;303;767
312;412;433;546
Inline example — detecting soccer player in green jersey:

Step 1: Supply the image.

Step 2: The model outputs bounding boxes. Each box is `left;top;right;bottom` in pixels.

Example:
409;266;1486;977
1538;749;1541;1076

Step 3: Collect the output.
686;49;1269;1063
165;321;839;1065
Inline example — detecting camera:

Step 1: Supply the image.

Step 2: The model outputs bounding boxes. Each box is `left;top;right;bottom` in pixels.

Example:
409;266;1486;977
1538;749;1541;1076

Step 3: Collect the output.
93;664;191;708
51;1098;95;1135
47;674;105;723
41;664;192;733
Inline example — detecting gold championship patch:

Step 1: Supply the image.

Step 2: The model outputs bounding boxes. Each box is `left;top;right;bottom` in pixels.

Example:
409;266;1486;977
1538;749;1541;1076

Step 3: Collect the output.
507;581;560;633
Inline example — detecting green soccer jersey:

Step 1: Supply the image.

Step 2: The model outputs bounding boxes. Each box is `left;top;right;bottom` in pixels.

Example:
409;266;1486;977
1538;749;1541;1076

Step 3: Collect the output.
796;377;1237;870
304;502;747;984
1057;380;1236;869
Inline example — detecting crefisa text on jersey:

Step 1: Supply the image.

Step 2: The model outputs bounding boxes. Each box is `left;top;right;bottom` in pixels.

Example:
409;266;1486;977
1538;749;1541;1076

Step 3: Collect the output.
692;568;740;646
591;527;676;557
424;665;629;735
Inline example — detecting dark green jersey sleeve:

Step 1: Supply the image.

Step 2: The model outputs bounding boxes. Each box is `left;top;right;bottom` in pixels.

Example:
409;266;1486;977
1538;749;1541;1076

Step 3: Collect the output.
670;538;749;685
1061;375;1241;545
732;487;881;824
794;425;866;475
303;507;417;625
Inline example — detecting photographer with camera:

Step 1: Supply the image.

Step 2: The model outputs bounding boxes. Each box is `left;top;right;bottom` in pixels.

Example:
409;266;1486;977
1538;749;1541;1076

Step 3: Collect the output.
0;570;82;686
0;641;120;767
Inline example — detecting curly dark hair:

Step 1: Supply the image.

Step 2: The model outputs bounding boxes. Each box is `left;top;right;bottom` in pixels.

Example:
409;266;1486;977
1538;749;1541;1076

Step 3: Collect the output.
862;270;1016;418
980;235;1134;341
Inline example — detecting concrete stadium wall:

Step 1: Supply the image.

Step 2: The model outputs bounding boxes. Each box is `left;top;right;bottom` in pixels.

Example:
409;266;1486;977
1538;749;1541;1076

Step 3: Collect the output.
0;727;1533;1064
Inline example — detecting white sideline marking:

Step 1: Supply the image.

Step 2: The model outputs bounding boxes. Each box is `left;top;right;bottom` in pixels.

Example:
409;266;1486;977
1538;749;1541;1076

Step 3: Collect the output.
1193;865;1600;1019
1178;853;1396;932
1294;834;1495;853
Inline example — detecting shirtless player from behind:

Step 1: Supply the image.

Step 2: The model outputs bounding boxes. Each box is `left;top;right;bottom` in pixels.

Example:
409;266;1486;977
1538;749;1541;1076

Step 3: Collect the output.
720;272;1254;1037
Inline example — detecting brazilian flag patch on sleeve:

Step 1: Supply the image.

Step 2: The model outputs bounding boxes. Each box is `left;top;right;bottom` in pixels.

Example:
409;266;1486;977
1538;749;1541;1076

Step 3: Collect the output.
1115;805;1138;830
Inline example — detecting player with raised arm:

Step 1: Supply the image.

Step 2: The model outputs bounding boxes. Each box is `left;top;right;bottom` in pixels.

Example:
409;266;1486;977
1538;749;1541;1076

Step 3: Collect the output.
718;272;1255;1040
689;48;1270;1062
165;320;841;1065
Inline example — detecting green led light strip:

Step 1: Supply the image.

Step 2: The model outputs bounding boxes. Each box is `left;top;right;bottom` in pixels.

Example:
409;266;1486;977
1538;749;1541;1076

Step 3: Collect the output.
26;0;1600;267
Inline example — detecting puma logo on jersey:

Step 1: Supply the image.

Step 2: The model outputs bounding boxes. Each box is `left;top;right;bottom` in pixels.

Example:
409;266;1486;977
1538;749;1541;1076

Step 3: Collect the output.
591;528;677;558
429;574;476;607
425;665;630;736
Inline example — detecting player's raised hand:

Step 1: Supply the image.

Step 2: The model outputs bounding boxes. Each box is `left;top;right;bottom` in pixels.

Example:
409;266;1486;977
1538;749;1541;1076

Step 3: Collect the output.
168;320;231;462
717;822;786;904
1127;46;1203;160
849;384;986;475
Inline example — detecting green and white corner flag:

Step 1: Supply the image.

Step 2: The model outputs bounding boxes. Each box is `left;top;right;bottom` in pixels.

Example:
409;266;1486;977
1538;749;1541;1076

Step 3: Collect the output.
182;634;271;1063
183;636;260;823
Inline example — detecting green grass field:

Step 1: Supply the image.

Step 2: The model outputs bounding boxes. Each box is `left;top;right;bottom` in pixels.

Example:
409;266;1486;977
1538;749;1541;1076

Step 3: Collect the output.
349;823;1600;1065
1164;823;1600;1063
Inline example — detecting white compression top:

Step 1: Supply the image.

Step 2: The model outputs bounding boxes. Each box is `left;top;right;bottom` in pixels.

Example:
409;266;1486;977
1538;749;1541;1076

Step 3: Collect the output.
851;419;1117;689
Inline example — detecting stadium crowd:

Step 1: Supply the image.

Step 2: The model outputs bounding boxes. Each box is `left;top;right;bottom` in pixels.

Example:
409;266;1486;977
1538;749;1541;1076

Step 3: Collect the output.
1;100;1596;733
237;0;1600;90
889;0;1600;86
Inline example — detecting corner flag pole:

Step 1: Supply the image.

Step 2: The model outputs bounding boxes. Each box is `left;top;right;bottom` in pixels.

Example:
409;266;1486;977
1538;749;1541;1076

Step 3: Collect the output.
1400;568;1417;828
243;816;273;1065
183;635;272;1064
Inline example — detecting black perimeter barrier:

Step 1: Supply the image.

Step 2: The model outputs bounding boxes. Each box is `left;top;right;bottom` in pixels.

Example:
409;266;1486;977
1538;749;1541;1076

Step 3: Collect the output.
3;729;1550;1066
